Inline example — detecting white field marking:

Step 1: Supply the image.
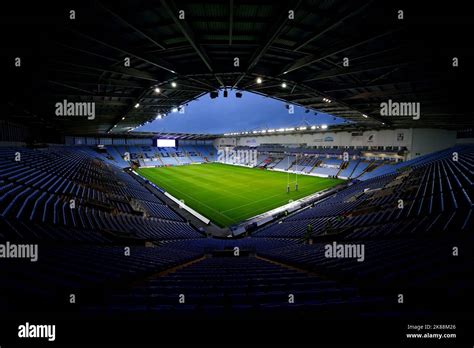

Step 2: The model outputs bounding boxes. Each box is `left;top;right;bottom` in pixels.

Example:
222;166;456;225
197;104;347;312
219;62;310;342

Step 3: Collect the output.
188;165;300;198
145;165;319;203
141;165;335;223
146;166;260;202
187;173;294;207
148;166;328;212
147;169;251;203
219;187;303;214
218;177;339;219
140;167;277;223
229;186;329;222
226;189;311;221
142;173;238;224
207;178;328;221
216;175;331;213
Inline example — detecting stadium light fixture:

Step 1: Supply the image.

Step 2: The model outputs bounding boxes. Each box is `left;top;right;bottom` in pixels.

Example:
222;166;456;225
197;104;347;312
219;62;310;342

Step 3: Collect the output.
171;82;177;88
172;107;178;113
156;114;162;120
321;124;328;129
154;87;161;94
134;103;140;108
121;117;125;120
311;126;316;130
362;114;368;118
256;77;262;84
281;82;287;88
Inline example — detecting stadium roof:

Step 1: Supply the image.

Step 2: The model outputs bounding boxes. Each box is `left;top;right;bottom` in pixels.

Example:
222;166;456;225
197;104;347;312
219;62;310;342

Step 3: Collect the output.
91;131;218;140
5;1;471;136
105;123;381;140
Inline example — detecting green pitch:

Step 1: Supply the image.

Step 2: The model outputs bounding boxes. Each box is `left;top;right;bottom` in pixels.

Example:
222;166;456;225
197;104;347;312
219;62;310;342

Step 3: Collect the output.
137;163;343;227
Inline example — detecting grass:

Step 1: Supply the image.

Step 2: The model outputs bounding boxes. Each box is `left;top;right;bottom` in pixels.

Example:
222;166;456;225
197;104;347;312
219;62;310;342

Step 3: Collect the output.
137;163;343;227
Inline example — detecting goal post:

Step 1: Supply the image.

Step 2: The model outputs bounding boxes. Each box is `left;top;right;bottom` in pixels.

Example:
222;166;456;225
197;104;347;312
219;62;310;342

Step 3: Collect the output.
286;153;299;192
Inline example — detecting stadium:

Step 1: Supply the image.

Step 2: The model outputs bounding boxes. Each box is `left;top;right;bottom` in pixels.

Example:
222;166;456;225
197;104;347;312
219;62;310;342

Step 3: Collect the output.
1;0;473;345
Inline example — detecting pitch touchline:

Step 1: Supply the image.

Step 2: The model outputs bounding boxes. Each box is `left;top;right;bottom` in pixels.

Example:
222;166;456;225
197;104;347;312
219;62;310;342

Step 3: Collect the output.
143;170;279;224
154;171;314;216
218;180;318;214
150;165;301;203
221;181;337;219
223;189;308;219
142;175;237;224
140;167;335;224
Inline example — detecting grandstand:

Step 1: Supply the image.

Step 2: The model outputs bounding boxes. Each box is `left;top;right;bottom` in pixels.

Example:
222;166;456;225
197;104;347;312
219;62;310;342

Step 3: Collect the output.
1;0;473;345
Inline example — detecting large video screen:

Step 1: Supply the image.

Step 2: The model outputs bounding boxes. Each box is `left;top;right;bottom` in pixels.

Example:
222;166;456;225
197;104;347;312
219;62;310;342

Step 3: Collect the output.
156;139;176;147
